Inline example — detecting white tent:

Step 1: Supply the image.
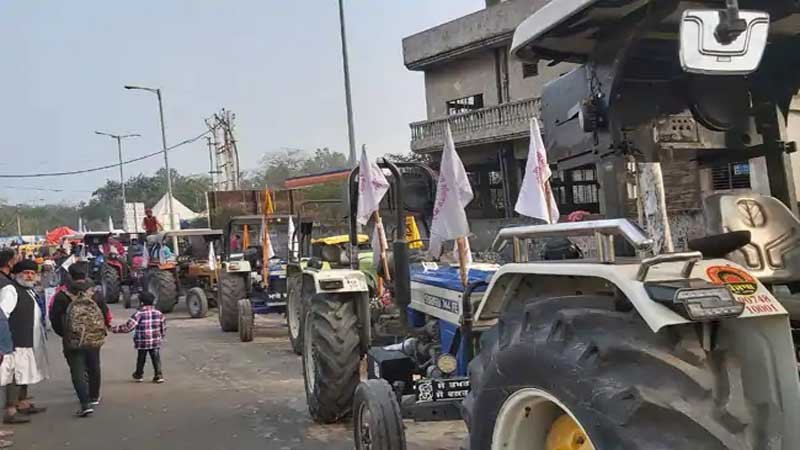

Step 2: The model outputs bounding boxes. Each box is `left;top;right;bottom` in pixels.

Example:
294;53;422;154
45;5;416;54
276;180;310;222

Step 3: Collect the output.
152;194;200;230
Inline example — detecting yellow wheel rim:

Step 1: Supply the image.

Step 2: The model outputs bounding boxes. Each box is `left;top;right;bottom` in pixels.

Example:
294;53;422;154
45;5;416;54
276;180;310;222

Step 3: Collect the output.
546;414;594;450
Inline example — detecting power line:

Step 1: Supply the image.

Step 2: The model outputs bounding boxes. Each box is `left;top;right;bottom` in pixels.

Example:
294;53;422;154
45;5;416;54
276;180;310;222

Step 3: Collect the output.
0;185;94;193
0;130;211;179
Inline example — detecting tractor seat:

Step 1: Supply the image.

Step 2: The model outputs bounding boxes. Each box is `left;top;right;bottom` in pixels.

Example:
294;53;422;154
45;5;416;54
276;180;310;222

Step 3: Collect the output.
704;193;800;284
688;231;751;259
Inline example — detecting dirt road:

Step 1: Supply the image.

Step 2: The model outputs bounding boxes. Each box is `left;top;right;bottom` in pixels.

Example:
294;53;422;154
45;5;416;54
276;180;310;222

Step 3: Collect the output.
11;302;465;450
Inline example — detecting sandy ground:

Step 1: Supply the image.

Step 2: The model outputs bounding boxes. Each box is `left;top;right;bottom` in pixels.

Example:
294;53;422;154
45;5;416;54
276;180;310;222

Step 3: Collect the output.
10;300;465;450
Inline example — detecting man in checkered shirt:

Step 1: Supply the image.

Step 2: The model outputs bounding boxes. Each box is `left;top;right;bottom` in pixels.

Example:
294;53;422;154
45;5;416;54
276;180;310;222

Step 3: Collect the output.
111;292;165;383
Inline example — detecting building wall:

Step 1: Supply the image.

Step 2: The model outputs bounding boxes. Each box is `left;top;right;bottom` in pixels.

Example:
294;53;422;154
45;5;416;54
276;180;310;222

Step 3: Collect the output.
507;58;574;101
423;51;498;120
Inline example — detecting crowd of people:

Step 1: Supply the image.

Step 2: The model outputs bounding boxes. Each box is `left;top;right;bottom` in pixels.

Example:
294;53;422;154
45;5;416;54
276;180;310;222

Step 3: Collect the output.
0;246;167;448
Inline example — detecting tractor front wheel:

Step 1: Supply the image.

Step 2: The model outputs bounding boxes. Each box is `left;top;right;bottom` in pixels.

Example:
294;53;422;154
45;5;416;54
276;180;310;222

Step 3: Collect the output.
465;295;758;450
238;299;254;342
302;294;361;423
186;287;209;319
353;379;406;450
286;274;307;355
101;264;121;304
122;285;132;309
147;270;178;313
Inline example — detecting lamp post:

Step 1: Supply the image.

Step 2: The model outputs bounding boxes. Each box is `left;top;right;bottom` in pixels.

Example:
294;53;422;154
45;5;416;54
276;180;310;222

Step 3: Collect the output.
95;131;140;231
124;85;176;232
338;0;357;167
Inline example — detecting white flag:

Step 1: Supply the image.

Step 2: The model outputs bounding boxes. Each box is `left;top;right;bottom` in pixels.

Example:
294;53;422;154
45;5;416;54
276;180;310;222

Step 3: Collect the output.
108;216;114;231
208;243;216;271
515;118;560;223
356;147;390;225
288;216;298;257
429;124;474;256
260;216;275;259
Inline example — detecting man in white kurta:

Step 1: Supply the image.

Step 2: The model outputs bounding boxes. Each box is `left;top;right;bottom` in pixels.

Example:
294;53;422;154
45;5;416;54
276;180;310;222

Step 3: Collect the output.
0;260;48;423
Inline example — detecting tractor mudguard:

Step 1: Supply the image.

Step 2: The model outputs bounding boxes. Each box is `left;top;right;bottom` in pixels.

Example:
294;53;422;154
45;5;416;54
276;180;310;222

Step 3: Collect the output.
473;258;788;333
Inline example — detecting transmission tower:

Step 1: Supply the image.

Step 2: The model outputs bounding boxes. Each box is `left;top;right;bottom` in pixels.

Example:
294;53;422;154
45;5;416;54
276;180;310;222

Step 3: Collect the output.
205;109;241;191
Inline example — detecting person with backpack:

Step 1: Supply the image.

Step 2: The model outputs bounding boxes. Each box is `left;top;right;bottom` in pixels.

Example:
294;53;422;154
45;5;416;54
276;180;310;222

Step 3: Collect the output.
49;262;110;417
111;292;165;383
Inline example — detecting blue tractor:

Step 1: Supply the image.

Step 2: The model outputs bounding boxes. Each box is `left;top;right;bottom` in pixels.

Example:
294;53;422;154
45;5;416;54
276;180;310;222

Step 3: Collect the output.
217;215;291;342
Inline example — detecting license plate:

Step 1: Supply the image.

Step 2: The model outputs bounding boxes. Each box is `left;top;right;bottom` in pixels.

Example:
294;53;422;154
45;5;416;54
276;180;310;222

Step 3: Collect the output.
414;377;470;403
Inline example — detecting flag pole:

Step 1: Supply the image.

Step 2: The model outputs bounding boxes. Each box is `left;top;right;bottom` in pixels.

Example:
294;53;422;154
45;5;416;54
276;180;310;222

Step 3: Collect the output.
262;188;272;288
456;236;469;288
373;211;391;282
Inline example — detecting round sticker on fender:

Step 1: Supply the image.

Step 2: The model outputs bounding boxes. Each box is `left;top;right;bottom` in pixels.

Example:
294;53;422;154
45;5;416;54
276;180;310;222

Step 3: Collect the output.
706;265;758;296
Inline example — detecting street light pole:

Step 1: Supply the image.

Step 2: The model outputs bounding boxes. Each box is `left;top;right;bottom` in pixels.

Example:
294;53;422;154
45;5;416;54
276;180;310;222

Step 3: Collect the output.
338;0;357;167
124;85;176;232
95;131;140;232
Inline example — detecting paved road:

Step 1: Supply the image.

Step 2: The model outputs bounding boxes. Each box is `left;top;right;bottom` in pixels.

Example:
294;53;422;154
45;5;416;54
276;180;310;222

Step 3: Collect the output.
12;301;465;450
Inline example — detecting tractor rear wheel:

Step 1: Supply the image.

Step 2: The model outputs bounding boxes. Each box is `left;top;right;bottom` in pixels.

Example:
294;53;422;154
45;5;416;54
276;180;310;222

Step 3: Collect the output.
186;287;209;319
217;272;246;332
101;264;121;304
238;299;254;342
147;270;178;313
286;274;307;355
465;295;758;450
353;379;406;450
302;294;361;424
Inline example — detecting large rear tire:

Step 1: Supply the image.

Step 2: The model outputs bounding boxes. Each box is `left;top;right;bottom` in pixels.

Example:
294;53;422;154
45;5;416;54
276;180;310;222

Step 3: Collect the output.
217;272;246;332
101;264;121;304
353;379;406;450
465;295;758;450
147;270;177;313
186;287;209;319
286;274;307;355
238;299;254;342
302;294;361;424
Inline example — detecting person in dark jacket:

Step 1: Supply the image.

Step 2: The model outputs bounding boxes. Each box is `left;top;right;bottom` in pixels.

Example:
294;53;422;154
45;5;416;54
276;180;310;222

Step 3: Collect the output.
49;262;110;417
0;259;49;424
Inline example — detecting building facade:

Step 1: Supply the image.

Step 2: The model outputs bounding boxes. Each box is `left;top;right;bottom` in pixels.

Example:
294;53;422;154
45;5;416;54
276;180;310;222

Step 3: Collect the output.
403;0;800;247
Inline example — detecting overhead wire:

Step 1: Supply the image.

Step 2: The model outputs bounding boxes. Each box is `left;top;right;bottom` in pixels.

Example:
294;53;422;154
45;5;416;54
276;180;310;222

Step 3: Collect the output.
0;129;212;179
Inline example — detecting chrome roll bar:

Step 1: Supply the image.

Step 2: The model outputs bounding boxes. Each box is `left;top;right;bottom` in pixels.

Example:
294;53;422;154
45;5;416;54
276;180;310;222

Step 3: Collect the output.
491;219;654;263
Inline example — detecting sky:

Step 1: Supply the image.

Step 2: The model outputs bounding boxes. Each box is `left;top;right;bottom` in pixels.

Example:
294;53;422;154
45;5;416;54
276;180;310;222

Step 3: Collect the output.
0;0;483;205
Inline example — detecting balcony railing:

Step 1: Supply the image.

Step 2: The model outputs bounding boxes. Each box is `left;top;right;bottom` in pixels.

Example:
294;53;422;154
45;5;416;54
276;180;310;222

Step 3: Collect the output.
410;97;540;153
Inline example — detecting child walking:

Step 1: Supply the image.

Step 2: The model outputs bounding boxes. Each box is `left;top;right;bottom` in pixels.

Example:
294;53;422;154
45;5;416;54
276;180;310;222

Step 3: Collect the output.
111;292;166;383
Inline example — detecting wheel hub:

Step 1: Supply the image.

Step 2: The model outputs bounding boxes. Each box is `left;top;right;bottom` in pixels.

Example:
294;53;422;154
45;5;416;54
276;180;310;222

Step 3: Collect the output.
546;415;592;450
491;388;595;450
356;403;373;450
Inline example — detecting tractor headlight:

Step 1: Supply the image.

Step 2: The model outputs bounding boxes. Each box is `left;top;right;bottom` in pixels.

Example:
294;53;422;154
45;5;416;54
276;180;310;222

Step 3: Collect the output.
675;287;744;321
436;354;458;375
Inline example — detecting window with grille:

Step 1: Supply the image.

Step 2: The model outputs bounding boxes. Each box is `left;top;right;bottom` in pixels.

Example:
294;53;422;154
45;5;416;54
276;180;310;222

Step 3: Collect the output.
712;162;751;190
446;94;484;115
550;165;600;214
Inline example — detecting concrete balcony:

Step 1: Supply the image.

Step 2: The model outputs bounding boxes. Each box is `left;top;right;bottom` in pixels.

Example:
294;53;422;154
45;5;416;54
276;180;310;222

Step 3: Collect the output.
402;0;546;70
410;97;540;153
